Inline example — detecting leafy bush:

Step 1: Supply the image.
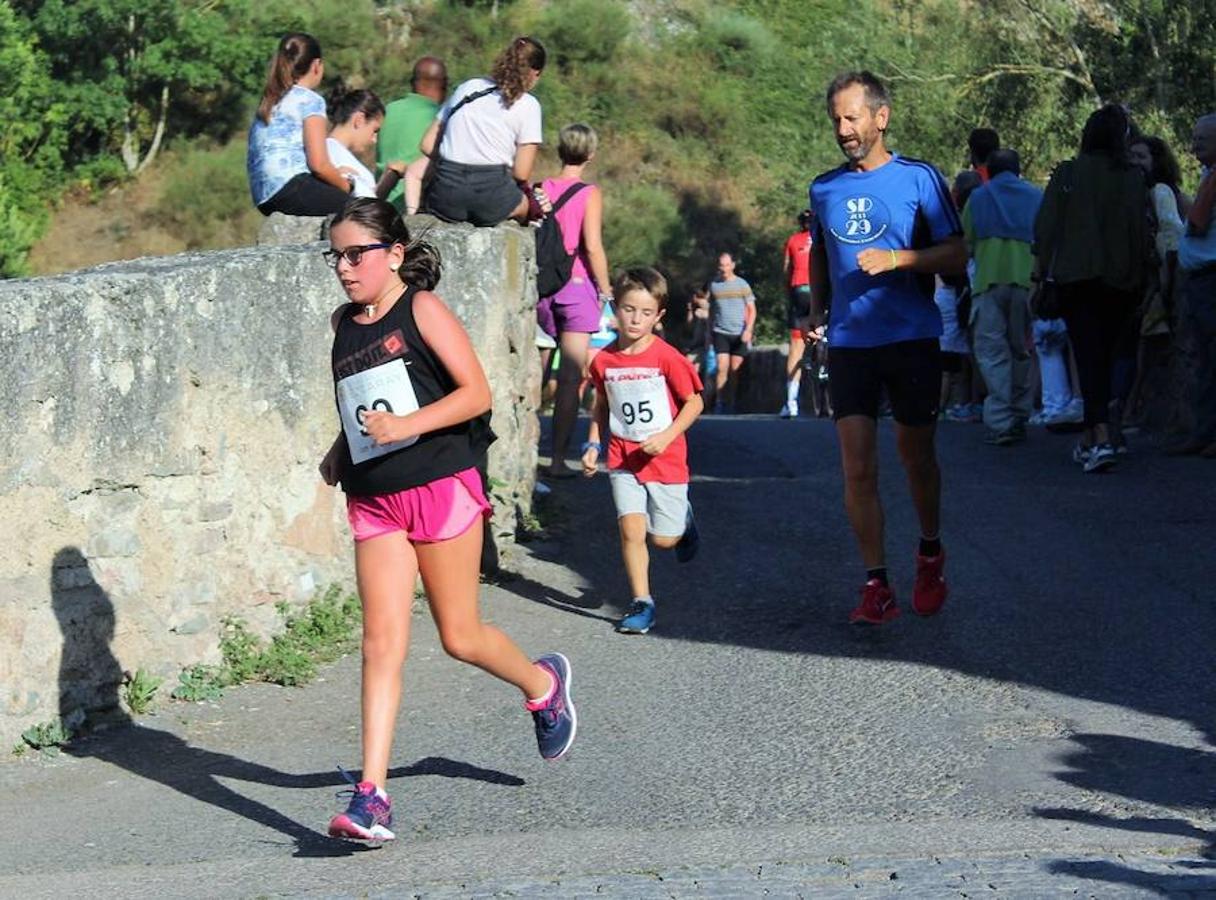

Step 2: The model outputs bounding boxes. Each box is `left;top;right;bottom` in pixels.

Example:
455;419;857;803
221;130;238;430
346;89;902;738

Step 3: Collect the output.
537;0;631;71
155;140;260;249
181;585;362;701
20;718;74;752
122;668;164;715
172;665;226;702
602;182;690;271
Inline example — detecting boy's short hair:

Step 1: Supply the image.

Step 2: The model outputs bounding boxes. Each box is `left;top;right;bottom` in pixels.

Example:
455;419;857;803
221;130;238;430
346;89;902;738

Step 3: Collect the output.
557;123;598;165
613;267;668;310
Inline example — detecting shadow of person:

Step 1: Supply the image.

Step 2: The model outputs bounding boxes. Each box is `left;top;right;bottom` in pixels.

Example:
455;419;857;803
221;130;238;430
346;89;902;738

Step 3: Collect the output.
1036;733;1216;892
50;546;524;857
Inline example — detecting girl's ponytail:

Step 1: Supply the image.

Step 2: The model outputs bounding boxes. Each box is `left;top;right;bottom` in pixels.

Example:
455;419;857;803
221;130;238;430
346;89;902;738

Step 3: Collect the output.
490;36;546;106
257;33;322;124
331;198;443;291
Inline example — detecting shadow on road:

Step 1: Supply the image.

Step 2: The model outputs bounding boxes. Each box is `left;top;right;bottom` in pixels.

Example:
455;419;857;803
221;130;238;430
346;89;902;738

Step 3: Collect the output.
1036;733;1216;892
52;546;523;856
524;415;1216;886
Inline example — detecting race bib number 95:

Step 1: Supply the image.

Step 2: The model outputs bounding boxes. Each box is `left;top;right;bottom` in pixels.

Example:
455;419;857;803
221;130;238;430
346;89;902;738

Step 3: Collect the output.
336;359;421;464
605;368;673;442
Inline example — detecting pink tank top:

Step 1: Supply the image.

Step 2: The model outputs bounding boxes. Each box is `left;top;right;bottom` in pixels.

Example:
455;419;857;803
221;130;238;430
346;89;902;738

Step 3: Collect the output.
542;177;596;283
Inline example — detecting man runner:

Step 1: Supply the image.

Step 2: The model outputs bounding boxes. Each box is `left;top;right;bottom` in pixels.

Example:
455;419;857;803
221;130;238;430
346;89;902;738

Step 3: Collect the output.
808;71;966;624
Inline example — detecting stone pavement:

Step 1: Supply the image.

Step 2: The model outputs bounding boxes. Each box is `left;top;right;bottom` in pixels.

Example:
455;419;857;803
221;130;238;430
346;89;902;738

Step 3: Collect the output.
0;415;1213;898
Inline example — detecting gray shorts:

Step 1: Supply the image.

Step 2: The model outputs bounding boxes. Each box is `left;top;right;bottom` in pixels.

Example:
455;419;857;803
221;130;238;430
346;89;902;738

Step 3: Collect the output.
424;159;522;226
608;471;689;538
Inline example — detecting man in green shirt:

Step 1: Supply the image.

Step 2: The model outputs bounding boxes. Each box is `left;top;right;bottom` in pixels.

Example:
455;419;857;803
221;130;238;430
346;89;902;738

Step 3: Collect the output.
962;148;1042;445
377;57;448;212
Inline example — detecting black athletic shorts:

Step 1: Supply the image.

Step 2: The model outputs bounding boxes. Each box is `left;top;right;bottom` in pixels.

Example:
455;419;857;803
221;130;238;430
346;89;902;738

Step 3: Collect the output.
829;338;941;426
712;331;749;356
787;285;812;329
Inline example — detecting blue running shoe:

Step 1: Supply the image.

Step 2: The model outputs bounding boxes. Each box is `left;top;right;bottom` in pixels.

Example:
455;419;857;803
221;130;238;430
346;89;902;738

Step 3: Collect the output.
528;653;577;760
616;600;655;634
675;512;699;564
328;768;394;842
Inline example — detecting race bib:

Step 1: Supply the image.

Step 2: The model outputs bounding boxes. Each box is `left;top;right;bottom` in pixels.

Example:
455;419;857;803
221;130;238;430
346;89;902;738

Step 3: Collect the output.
605;368;673;442
336;359;420;464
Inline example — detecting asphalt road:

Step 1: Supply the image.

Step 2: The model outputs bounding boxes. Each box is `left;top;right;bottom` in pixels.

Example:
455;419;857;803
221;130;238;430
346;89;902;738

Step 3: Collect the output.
1;414;1214;898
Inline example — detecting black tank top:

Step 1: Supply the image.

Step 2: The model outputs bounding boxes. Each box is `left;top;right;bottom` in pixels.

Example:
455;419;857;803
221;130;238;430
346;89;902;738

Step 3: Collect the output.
331;285;475;496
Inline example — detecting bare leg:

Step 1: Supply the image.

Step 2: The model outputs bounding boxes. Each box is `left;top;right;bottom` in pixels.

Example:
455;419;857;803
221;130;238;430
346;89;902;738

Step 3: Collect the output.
417;522;550;699
786;339;806;380
715;352;733;402
895;422;941;541
727;355;746;409
619;513;651;599
354;532;418;789
836;415;884;568
549;331;592;475
403;156;429;215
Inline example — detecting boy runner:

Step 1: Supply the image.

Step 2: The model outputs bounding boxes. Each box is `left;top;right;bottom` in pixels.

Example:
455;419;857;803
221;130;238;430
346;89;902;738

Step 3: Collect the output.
582;268;704;634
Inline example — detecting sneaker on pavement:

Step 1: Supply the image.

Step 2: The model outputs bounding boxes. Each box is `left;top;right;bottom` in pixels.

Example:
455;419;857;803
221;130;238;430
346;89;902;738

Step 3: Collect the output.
675;513;700;564
528;653;577;760
616;600;655;634
328;772;394;843
984;428;1018;446
912;550;948;616
1083;442;1118;473
1071;443;1092;466
779;401;799;419
849;579;900;625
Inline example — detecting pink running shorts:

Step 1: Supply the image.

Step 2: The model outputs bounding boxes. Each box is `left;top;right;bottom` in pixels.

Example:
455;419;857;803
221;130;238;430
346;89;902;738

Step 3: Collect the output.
346;467;492;543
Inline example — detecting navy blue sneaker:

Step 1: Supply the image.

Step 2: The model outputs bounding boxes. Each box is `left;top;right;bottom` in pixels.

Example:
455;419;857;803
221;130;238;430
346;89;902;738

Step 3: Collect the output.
328;768;394;842
675;512;699;563
616;600;655;634
528;653;577;760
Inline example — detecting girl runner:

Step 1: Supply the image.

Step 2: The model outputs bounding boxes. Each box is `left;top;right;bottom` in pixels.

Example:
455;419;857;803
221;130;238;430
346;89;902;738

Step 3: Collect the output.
320;198;576;842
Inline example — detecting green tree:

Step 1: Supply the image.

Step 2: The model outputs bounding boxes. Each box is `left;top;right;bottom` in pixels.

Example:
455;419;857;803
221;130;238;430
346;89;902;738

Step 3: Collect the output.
0;0;65;276
19;0;265;173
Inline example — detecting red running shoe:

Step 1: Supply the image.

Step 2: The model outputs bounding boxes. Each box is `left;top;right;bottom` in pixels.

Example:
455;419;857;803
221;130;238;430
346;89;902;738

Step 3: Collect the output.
912;549;948;616
849;579;900;625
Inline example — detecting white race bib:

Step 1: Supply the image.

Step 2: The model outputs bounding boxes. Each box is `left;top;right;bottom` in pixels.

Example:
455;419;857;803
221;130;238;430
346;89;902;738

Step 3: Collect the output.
605;368;673;442
336;359;421;464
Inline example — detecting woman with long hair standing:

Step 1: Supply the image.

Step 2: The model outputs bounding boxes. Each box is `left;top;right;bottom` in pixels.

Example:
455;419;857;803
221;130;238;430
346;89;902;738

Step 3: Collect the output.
1034;104;1149;472
247;33;354;216
419;36;547;226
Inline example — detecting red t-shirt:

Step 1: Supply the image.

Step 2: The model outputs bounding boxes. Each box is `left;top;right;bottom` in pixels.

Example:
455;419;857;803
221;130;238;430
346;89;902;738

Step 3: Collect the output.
784;230;812;287
588;336;703;484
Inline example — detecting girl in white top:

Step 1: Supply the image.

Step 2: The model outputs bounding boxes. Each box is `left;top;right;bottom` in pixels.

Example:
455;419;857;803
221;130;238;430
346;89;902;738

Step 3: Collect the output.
419;36;547;226
326;87;409;200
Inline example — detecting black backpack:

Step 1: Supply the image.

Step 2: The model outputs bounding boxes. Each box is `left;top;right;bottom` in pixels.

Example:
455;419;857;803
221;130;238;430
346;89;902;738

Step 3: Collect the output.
535;182;591;298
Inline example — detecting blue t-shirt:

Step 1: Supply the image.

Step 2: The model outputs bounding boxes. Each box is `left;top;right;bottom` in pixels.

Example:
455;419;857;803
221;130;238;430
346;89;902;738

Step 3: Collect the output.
809;154;962;348
247;85;327;206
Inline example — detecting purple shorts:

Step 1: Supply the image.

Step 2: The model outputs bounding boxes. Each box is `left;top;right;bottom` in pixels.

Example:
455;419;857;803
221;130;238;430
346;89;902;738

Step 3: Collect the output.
346;468;491;543
537;275;601;338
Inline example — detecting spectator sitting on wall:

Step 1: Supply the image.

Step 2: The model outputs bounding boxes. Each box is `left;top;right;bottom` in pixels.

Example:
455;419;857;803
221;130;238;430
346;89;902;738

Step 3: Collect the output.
419;36;547;226
377;57;448;214
248;33;354;217
326;87;409;200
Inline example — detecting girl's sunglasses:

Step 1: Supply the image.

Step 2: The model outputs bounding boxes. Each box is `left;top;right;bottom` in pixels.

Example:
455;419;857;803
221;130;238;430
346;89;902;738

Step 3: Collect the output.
321;243;392;269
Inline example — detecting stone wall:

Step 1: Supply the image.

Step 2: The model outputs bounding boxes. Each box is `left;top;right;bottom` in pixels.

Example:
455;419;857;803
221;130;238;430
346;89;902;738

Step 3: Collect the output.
0;218;539;748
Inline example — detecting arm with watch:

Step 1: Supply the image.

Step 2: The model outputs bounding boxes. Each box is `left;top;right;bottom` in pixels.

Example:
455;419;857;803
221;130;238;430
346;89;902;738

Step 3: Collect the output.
580;385;610;477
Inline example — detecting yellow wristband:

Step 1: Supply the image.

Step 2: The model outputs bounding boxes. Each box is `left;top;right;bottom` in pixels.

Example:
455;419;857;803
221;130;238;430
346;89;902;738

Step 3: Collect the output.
889;249;899;271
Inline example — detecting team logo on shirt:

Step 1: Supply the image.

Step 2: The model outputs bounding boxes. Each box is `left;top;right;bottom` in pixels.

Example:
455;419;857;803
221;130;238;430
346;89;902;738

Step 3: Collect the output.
829;195;890;245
